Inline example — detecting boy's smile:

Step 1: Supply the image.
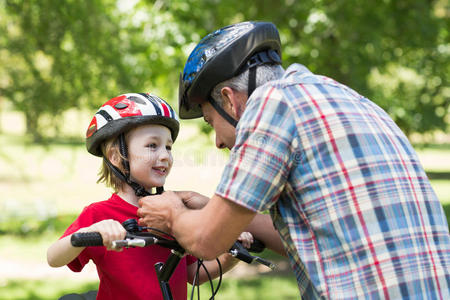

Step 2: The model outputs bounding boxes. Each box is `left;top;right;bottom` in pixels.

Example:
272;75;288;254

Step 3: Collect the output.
152;165;169;176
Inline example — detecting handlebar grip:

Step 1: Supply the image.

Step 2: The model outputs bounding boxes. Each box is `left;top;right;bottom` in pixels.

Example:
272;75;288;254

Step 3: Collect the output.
247;239;265;253
230;241;253;264
71;232;103;247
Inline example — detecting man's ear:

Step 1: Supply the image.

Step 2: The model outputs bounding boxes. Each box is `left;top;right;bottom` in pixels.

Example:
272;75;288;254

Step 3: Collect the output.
220;87;245;119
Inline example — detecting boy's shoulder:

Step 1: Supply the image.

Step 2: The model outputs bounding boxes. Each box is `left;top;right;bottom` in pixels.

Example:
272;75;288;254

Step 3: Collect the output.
80;194;119;215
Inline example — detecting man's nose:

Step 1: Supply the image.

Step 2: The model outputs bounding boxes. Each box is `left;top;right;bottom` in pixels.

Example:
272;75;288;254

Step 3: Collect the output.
215;135;226;149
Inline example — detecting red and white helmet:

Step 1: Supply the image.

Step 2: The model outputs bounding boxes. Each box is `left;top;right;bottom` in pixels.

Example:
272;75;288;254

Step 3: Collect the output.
86;93;179;157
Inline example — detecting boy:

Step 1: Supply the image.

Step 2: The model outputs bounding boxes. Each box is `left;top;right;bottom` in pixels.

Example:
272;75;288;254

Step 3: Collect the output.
47;93;251;300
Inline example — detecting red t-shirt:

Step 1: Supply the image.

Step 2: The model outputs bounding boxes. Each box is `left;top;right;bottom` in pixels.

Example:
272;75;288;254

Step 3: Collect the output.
62;193;197;300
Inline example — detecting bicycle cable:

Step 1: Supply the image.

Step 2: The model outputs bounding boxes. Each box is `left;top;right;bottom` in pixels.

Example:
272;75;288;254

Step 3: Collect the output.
190;257;224;300
210;258;222;299
200;260;214;300
138;226;177;241
190;260;201;300
139;224;219;300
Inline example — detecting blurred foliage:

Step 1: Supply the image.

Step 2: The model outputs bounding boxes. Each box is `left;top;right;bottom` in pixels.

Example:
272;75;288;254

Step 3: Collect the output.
0;214;78;236
0;0;448;141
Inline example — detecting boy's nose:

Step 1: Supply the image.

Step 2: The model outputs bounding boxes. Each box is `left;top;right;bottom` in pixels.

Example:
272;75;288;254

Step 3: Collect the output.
158;148;171;160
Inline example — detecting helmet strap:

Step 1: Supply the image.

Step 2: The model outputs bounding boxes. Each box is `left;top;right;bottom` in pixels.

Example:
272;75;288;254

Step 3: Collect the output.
119;134;130;176
208;97;238;128
248;65;257;98
244;49;281;97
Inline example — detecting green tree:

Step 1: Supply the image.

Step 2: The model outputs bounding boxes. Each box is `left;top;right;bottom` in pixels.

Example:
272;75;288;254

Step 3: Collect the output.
164;0;449;136
1;0;126;141
0;0;448;140
0;0;188;141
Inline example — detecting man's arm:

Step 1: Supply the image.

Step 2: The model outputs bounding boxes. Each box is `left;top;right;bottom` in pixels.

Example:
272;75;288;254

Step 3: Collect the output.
138;192;255;260
246;214;286;256
171;191;286;256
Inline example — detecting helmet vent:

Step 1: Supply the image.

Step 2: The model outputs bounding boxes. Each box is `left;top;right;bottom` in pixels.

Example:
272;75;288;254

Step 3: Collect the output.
114;103;128;109
128;96;146;104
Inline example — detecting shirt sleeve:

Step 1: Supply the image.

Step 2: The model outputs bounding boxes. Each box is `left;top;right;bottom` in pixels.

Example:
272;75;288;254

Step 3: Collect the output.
215;85;298;212
60;206;100;272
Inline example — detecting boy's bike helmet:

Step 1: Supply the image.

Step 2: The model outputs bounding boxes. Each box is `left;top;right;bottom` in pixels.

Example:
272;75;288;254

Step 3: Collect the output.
178;21;282;124
86;93;179;196
87;93;179;157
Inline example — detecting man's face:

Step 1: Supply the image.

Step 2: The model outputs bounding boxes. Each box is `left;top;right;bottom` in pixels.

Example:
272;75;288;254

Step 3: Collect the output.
201;101;236;150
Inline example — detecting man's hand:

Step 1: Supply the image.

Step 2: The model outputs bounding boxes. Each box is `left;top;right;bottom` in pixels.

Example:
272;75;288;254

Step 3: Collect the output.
137;191;186;233
175;191;210;209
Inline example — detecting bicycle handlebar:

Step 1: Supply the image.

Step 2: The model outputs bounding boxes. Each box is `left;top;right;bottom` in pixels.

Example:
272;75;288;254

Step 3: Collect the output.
229;240;275;269
71;232;103;247
70;219;274;269
71;231;183;252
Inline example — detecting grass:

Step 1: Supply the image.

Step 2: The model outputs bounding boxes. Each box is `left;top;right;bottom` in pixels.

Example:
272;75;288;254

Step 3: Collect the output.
189;275;299;300
0;276;299;300
0;279;98;300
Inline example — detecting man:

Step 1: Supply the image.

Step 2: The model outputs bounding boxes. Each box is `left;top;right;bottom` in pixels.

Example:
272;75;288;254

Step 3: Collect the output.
138;21;450;299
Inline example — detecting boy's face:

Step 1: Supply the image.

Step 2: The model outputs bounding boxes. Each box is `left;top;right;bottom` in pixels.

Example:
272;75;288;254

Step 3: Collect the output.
127;124;173;189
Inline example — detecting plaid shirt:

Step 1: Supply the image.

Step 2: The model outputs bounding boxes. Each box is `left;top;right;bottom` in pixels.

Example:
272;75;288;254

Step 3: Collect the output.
216;64;450;299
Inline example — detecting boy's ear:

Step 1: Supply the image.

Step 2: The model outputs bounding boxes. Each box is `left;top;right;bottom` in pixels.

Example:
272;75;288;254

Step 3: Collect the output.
108;150;122;169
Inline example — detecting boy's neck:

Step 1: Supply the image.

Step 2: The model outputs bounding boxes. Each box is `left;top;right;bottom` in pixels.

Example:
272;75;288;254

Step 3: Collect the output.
117;184;141;207
117;184;160;207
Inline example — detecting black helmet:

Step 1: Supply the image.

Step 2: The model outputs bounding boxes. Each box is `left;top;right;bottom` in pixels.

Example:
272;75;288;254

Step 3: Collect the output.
179;21;282;120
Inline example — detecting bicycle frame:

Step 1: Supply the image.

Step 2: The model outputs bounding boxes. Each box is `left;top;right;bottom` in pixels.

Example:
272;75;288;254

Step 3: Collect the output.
155;249;185;300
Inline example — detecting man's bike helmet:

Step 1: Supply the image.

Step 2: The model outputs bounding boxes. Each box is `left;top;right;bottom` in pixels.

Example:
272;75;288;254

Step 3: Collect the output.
178;21;282;125
86;93;179;196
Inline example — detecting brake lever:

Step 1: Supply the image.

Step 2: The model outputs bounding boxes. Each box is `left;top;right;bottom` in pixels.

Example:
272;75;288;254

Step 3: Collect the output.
229;241;275;270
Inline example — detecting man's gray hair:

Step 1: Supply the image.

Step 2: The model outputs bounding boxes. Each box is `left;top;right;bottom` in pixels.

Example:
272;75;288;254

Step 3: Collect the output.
211;64;285;105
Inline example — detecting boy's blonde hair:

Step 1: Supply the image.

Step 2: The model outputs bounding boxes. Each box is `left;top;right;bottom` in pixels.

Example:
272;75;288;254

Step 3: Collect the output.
97;136;127;192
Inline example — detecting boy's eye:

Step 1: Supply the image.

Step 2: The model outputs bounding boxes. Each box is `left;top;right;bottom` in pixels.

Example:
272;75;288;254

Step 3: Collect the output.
166;145;172;151
147;143;157;149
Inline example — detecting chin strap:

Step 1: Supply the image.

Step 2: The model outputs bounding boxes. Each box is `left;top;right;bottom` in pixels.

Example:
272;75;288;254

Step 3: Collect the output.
102;133;164;197
208;97;238;128
103;158;164;196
